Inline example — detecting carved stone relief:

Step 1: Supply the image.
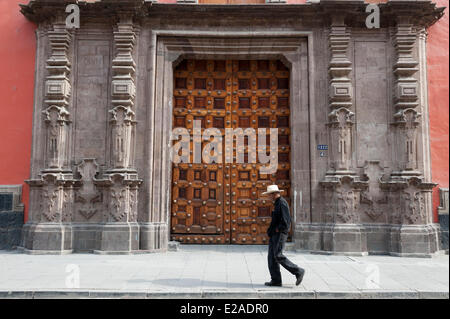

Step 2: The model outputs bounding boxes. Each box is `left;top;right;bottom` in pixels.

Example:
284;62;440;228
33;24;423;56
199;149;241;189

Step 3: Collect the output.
359;161;389;223
74;159;102;221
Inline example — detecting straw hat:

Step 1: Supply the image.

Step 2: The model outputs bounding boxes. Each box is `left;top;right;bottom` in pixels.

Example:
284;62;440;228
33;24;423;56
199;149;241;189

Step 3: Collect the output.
262;185;284;195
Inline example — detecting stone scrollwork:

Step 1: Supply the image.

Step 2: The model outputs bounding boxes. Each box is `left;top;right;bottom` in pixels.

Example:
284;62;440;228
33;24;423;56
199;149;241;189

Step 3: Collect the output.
359;161;389;223
95;173;142;223
28;173;75;223
321;176;368;224
74;159;103;221
381;176;435;225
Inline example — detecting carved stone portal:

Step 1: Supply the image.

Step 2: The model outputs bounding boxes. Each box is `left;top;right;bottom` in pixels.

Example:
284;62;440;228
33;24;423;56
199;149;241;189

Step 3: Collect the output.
19;1;444;255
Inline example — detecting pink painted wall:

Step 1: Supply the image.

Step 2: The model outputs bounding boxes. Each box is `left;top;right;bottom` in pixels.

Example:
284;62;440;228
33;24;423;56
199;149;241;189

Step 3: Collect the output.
427;0;449;222
0;0;36;221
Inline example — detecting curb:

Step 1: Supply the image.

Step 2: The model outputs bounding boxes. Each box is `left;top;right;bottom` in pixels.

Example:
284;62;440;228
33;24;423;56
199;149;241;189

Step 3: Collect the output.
0;290;448;299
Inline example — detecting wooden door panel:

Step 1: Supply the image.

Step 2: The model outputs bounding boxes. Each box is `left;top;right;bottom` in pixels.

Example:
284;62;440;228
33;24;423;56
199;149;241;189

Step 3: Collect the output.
229;60;291;244
171;59;291;244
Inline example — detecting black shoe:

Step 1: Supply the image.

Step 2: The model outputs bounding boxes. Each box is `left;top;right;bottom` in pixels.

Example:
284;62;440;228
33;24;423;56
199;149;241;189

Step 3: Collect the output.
264;281;282;287
295;269;305;286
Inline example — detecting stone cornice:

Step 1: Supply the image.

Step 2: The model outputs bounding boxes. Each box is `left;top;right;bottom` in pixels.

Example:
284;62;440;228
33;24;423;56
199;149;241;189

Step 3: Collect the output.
21;0;445;28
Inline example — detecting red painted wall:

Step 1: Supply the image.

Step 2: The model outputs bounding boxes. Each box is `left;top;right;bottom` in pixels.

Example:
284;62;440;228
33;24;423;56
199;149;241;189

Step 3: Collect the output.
0;0;36;222
0;1;447;224
427;0;449;222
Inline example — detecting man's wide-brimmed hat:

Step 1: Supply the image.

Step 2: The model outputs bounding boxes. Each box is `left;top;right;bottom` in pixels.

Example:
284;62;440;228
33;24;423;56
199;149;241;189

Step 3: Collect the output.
262;185;284;195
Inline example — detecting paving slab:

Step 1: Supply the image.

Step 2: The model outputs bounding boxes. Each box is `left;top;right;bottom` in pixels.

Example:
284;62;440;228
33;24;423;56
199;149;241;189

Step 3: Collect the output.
0;245;448;299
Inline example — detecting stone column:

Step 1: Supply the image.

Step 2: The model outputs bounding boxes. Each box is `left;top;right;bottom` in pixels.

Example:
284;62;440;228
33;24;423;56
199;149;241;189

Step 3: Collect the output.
384;18;439;257
95;14;142;254
22;18;76;254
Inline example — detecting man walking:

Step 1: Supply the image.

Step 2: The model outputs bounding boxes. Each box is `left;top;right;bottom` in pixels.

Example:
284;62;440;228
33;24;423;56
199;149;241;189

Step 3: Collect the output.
263;185;305;287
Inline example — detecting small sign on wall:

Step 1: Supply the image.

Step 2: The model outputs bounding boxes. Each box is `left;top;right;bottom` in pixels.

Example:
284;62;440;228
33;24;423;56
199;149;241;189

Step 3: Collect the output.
317;145;328;157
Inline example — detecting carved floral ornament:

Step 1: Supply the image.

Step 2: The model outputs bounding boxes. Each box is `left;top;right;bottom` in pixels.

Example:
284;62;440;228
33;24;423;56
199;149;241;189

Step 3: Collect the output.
393;108;421;126
74;159;103;220
380;177;436;225
327;107;354;128
109;105;136;124
42;105;70;123
94;173;142;222
320;175;366;224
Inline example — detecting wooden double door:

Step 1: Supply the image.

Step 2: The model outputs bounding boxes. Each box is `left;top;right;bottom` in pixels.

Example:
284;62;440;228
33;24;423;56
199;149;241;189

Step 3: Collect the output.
171;59;291;244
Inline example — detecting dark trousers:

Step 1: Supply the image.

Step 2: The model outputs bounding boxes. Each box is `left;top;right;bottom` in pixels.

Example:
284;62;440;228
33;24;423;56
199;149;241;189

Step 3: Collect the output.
268;232;302;283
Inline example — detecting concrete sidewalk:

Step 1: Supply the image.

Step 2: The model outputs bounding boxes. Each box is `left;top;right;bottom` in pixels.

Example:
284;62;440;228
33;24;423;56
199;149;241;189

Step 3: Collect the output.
0;245;448;299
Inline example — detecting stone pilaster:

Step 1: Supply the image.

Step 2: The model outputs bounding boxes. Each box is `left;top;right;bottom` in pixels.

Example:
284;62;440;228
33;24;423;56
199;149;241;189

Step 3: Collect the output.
95;14;142;254
327;17;354;176
312;17;368;256
21;18;76;254
43;20;73;172
391;19;421;177
384;18;439;257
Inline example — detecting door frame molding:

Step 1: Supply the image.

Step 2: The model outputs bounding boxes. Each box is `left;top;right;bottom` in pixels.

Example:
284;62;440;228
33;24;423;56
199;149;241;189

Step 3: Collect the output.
144;31;315;247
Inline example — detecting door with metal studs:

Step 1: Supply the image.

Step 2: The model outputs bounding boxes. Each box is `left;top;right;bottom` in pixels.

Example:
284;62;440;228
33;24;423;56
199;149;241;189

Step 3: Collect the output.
171;59;291;244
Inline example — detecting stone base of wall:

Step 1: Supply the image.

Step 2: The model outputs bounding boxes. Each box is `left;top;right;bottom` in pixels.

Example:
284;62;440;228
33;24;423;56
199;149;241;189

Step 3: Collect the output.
438;188;449;253
295;223;441;257
94;222;140;254
0;211;24;250
140;223;168;252
389;224;441;257
439;214;449;253
19;222;168;254
20;223;73;254
295;223;368;256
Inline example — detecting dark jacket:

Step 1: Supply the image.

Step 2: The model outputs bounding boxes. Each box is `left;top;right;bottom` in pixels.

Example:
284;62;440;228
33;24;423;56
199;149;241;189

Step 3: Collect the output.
267;196;291;237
